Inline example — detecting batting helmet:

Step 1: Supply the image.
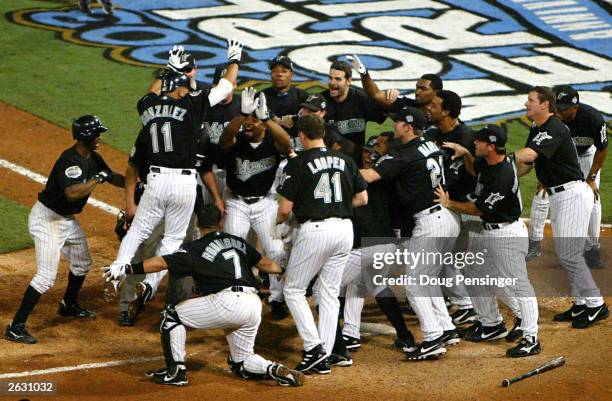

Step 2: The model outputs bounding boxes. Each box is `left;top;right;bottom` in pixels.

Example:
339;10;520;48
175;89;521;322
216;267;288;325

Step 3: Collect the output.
160;70;191;93
72;115;108;141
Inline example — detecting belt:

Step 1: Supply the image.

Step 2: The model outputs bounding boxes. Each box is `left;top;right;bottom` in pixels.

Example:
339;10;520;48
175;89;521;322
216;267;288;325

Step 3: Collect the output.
299;217;345;224
482;221;515;230
235;195;264;205
150;166;193;175
546;180;582;195
414;204;442;218
228;286;258;294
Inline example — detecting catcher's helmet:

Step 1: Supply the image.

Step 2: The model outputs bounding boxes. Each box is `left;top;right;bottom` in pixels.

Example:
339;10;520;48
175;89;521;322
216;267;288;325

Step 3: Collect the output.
161;70;191;93
72;115;108;141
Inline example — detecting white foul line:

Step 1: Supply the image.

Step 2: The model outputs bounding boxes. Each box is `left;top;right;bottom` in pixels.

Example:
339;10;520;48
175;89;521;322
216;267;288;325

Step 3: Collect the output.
0;158;120;215
0;356;163;379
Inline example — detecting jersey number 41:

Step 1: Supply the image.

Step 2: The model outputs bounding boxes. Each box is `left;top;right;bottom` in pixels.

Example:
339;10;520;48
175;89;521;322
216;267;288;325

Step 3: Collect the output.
314;172;343;203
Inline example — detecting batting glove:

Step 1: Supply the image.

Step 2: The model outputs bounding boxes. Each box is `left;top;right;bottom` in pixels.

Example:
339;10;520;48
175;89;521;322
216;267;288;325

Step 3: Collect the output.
346;54;367;76
255;93;270;121
227;39;244;65
240;87;258;116
93;170;113;183
167;45;189;72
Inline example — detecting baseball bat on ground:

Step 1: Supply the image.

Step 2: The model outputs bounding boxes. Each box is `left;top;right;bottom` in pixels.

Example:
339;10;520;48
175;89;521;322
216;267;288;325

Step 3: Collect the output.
501;356;565;387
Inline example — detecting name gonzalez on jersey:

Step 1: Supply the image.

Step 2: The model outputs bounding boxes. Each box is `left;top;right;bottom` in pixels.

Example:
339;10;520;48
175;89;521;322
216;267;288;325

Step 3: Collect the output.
140;105;188;126
201;237;248;262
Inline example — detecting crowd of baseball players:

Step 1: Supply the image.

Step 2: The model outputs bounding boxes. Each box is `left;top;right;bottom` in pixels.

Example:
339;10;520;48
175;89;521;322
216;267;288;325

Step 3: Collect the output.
4;38;608;388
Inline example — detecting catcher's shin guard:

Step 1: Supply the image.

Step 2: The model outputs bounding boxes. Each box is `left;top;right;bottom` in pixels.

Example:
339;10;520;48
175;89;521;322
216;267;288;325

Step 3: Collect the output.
160;305;186;370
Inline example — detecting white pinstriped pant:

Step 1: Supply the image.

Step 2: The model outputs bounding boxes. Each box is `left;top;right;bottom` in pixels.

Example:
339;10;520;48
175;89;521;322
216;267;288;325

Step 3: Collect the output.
170;289;273;375
223;194;286;302
468;221;538;337
112;168;197;267
529;146;601;250
284;219;353;354
403;207;460;341
28;201;92;294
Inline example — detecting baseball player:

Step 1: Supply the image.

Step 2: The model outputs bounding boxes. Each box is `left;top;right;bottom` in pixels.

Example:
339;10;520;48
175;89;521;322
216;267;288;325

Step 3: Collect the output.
107;41;242;274
513;86;608;329
277;114;368;373
5;115;124;344
322;60;387;164
79;0;113;14
436;125;541;357
360;107;461;361
527;85;608;268
424;90;477;324
348;54;442;119
104;204;304;387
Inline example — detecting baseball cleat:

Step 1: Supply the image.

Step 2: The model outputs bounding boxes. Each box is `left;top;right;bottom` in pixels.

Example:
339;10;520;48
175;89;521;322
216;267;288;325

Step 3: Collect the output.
58;300;95;318
268;363;305;386
584;247;605;269
269;300;289;320
506;336;541;358
441;330;461;346
525;240;541;262
295;344;328;373
553;303;587;322
153;366;188;386
342;335;361;351
4;323;37;344
118;311;134;327
465;322;507;342
227;356;267;380
451;308;476;325
506;317;523;342
129;282;152;322
328;351;353;367
405;338;446;361
310;358;331;374
393;334;416;353
145;367;167;379
458;321;481;340
572;303;609;329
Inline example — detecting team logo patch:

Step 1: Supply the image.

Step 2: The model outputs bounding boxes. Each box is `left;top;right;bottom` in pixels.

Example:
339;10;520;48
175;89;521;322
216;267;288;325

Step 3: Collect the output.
65;165;82;179
485;192;505;207
532;131;553;146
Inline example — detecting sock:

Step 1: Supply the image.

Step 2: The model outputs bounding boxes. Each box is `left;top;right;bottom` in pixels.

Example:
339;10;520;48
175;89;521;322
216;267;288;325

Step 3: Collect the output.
13;285;42;326
63;271;86;306
331;318;348;355
375;288;411;341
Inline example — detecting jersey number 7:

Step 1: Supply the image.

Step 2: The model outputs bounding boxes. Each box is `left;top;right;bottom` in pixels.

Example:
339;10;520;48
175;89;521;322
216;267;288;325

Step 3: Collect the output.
314;172;343;203
222;250;242;279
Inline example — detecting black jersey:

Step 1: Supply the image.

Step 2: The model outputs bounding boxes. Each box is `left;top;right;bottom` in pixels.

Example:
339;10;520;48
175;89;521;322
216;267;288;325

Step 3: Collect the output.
278;147;366;223
223;131;281;197
128;128;151;181
322;86;387;149
288;118;344;153
565;103;608;155
136;89;211;169
263;86;309;119
373;137;444;216
425;122;477;201
162;231;261;296
202;95;241;149
526;116;584;187
470;156;522;223
38;146;111;215
352;180;395;248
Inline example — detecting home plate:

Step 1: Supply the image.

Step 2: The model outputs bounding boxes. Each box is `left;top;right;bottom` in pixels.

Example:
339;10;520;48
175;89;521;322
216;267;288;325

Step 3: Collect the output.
360;322;396;337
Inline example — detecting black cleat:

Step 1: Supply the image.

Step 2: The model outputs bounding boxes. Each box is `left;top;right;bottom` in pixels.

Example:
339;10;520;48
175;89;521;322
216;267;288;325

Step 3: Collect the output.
118;311;134;327
328;350;353;367
458;321;481;339
4;323;37;344
406;338;446;361
58;300;95;318
451;308;476;325
268;363;305;386
553;303;587;322
342;335;361;351
393;334;416;353
269;300;289;320
152;366;188;386
310;358;331;374
465;322;507;342
295;344;328;373
572;303;609;329
506;336;541;358
506;317;523;342
441;330;461;346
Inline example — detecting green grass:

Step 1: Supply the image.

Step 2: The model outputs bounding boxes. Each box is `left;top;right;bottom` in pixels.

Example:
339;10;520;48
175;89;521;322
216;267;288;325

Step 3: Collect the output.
0;197;33;253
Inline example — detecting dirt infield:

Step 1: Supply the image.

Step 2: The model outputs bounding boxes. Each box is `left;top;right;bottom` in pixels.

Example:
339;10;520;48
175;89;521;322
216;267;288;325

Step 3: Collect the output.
0;102;610;401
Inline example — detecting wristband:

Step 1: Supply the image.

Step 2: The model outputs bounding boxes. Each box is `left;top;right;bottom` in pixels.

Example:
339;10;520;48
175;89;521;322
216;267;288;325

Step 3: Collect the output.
131;262;145;275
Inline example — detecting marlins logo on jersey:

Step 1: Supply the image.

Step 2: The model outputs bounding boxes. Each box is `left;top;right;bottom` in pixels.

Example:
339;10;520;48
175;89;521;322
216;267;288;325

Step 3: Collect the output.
485;192;505;206
532;131;553;145
235;156;277;181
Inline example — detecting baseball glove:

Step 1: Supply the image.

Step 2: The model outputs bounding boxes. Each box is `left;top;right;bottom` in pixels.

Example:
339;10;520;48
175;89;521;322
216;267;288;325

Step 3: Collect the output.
114;209;131;241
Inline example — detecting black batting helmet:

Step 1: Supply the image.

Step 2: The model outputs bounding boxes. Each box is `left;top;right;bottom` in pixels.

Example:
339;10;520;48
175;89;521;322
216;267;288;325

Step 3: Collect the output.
161;70;191;93
72;115;108;141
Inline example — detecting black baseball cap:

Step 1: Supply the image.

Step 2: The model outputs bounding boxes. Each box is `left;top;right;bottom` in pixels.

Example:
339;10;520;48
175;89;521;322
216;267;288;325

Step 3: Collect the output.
300;94;326;112
474;124;507;149
212;66;227;85
269;55;293;70
388;107;428;130
555;85;579;110
363;135;379;152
